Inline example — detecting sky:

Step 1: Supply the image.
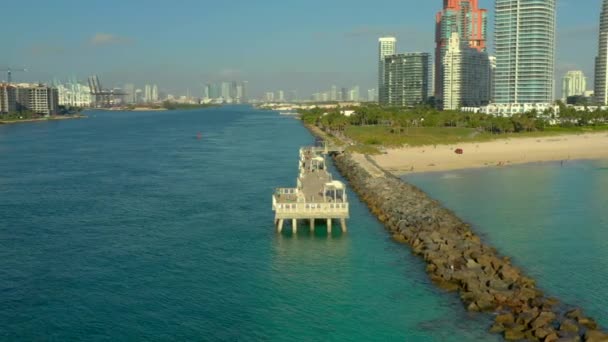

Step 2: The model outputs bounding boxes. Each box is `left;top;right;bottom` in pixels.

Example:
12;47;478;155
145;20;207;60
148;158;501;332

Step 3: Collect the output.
0;0;603;98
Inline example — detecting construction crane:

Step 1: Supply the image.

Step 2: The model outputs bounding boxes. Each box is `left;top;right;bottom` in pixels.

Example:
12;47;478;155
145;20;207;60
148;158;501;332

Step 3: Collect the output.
0;68;28;84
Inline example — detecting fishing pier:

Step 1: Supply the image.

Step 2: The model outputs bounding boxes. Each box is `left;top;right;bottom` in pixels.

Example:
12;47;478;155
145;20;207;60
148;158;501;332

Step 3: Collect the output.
272;145;349;233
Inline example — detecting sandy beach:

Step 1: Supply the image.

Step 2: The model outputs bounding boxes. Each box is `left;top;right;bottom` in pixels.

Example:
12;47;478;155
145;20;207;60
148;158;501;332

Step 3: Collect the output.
372;132;608;174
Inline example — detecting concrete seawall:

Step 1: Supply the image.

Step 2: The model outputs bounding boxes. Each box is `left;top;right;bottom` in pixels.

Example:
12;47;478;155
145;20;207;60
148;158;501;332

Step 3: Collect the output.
331;151;607;342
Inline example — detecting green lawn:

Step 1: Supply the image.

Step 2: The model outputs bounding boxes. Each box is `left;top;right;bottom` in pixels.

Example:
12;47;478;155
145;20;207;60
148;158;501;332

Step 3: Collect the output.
344;125;608;148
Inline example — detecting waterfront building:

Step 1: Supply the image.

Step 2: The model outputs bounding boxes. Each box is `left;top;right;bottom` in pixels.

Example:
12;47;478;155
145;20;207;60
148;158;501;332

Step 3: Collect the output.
152;85;159;102
144;85;152;103
435;0;488;105
278;90;285;102
562;71;587;101
241;81;249;103
378;37;397;103
494;0;557;105
123;84;135;104
595;0;608;104
15;84;59;115
204;84;211;99
462;103;559;116
0;84;17;113
221;82;231;101
340;88;348;102
57;81;92;107
265;92;274;102
381;53;430;107
442;33;490;110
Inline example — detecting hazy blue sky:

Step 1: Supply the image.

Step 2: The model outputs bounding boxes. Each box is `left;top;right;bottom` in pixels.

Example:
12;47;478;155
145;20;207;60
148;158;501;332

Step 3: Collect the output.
1;0;602;97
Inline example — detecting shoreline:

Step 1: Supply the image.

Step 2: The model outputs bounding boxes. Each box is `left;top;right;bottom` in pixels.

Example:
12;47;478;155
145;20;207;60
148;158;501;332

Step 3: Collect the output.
303;123;607;341
372;132;608;175
0;115;87;125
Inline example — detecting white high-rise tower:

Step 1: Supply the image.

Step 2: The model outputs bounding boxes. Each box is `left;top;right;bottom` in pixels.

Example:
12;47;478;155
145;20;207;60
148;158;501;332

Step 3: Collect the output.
378;37;396;104
494;0;556;105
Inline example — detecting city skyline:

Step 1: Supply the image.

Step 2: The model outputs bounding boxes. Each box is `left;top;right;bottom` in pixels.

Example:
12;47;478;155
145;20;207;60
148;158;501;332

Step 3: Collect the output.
0;0;602;98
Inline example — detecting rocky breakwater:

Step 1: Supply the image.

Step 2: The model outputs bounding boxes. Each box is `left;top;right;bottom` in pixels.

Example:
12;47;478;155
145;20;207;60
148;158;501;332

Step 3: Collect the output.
333;152;607;342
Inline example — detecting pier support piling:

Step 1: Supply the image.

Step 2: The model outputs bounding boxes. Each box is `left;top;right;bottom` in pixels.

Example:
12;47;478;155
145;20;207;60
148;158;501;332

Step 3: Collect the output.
292;219;298;234
340;218;347;233
277;219;284;233
310;219;315;233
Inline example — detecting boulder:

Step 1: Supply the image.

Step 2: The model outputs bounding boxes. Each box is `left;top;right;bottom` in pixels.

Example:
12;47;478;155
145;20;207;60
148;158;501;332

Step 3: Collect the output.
516;307;540;326
559;319;580;333
545;333;560;342
566;308;583;320
530;311;557;330
533;326;555;339
504;327;526;341
585;330;608;342
578;317;598;330
495;312;515;326
490;323;506;334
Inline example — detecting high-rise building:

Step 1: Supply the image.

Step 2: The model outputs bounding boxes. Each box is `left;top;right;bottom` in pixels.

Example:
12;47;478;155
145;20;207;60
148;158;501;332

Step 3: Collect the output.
123;83;135;104
494;0;556;105
278;90;285;102
378;37;397;103
265;92;274;102
241;81;249;103
562;71;587;101
204;84;211;99
221;82;231;100
330;85;338;101
595;0;608;105
144;85;152;103
488;56;496;102
435;0;488;104
442;33;490;110
14;84;59;115
0;84;17;113
349;86;360;102
152;85;159;102
381;53;430;107
367;89;376;102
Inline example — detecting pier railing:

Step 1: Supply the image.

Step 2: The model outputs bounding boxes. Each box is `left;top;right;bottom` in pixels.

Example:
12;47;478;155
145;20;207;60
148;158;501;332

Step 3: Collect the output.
273;202;349;219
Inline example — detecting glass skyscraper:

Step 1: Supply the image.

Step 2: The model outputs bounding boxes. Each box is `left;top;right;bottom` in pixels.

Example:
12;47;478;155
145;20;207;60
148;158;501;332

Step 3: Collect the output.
381;53;429;107
595;0;608;105
494;0;556;104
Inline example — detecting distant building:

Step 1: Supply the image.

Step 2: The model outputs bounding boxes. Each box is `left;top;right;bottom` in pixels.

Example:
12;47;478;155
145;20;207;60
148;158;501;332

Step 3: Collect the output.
278;90;285;102
378;37;397;103
221;82;231;101
367;89;376;102
330;85;338;101
152;85;159;102
144;85;152;103
442;32;490;110
57;81;92;107
381;53;430;107
562;71;587;101
595;0;608;104
349;86;360;102
15;84;59;115
462;103;559;117
495;0;556;104
265;92;274;102
0;84;17;113
435;0;488;106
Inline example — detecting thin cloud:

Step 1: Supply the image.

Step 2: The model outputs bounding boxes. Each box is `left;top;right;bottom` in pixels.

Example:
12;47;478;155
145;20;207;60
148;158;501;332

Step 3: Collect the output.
89;33;133;46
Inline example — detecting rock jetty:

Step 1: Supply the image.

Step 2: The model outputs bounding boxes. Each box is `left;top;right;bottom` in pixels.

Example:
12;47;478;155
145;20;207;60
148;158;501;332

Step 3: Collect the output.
332;152;607;342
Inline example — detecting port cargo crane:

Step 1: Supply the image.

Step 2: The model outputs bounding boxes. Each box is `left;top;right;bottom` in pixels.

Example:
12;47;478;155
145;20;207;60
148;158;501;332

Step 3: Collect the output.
87;75;127;108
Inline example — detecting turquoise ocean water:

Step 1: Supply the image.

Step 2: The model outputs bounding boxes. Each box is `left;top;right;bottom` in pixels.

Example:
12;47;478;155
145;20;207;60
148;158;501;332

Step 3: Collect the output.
0;106;603;340
407;161;608;329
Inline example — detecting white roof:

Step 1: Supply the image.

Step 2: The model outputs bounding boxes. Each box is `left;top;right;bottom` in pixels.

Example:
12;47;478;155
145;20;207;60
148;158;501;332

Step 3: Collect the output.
325;181;345;190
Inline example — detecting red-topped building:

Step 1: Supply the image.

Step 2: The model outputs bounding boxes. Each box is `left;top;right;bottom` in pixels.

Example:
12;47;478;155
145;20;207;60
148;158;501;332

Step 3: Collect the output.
435;0;487;102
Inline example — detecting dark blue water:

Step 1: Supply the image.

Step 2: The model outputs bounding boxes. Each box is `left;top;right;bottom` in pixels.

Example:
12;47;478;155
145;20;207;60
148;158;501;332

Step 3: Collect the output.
0;107;499;341
407;163;608;329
